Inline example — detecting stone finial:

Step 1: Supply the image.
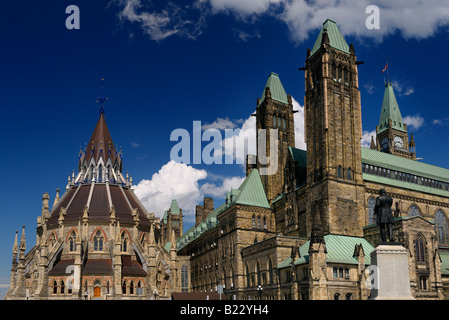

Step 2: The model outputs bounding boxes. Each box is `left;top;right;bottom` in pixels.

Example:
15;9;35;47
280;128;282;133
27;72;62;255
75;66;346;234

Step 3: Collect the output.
12;230;18;255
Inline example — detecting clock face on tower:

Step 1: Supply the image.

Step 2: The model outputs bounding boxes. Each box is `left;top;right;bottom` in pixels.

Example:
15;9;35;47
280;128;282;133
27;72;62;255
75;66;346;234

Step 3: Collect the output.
394;136;404;148
381;137;389;151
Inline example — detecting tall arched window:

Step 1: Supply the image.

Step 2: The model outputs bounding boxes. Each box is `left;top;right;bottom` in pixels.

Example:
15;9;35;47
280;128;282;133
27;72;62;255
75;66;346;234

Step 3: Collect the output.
272;115;277;128
98;164;103;182
415;234;427;264
252;215;256;229
268;259;273;284
53;281;58;294
337;166;342;178
69;232;76;252
94;230;104;251
368;197;376;225
408;205;421;217
121;233;128;252
347;167;352;180
435;210;449;246
246;264;250;287
256;262;261;286
181;265;189;292
122;280;127;295
130;281;134;295
61;280;65;294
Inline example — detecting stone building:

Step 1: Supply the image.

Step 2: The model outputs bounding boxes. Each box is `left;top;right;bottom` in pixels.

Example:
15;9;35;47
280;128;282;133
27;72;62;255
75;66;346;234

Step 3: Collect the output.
6;18;449;301
176;19;449;300
5;105;189;300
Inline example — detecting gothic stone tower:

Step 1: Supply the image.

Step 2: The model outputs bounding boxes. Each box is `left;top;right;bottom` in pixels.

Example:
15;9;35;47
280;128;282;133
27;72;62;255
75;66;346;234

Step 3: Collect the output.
303;19;365;237
253;72;295;204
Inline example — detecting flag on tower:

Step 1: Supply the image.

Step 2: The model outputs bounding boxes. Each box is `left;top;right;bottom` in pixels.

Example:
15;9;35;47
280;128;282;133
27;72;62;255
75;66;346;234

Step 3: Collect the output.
382;62;388;73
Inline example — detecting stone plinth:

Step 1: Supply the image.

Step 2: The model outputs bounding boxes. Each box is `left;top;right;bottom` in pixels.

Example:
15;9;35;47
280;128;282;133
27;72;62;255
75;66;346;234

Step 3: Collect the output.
368;244;414;300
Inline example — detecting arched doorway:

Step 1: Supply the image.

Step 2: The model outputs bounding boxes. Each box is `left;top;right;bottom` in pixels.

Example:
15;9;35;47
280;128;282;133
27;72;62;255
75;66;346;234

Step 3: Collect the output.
93;280;101;299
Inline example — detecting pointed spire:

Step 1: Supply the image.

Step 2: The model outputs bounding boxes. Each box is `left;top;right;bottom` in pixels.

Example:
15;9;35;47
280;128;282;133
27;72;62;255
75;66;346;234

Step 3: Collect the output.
149;222;155;246
310;203;325;244
259;72;288;106
19;226;26;252
370;136;376;150
310;19;350;57
378;82;406;134
12;230;18;255
52;189;60;208
170;229;177;251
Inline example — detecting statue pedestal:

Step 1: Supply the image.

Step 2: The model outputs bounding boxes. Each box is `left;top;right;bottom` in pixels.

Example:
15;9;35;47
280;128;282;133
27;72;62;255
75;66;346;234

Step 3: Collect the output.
368;244;415;300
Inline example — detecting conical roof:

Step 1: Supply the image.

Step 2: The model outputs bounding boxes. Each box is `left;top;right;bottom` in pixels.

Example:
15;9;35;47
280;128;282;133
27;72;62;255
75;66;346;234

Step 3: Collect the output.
169;199;181;214
259;72;288;106
82;113;120;165
378;82;406;134
310;19;350;57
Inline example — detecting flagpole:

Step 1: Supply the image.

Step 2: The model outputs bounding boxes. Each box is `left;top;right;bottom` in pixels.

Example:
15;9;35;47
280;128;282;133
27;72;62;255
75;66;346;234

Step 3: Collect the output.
387;61;390;84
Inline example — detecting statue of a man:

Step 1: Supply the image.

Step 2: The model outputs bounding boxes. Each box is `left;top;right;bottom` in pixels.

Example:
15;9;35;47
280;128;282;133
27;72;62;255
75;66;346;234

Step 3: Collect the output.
374;189;394;242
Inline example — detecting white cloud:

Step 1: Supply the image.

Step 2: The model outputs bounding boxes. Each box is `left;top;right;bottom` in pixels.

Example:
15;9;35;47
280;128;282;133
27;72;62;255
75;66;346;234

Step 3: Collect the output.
200;175;245;198
392;80;415;96
114;0;449;43
234;28;261;41
363;82;375;95
133;160;207;219
361;129;377;148
292;97;306;150
403;114;424;130
115;0;208;41
202;117;239;130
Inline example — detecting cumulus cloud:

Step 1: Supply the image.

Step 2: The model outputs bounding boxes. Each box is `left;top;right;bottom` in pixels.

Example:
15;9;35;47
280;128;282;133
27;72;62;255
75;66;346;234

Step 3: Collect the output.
133;160;207;219
361;129;377;148
201;117;240;130
113;0;449;43
403;114;424;130
200;175;245;198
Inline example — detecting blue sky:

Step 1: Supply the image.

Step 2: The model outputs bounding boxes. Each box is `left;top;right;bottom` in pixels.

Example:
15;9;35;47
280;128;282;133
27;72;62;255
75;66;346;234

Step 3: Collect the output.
1;0;449;290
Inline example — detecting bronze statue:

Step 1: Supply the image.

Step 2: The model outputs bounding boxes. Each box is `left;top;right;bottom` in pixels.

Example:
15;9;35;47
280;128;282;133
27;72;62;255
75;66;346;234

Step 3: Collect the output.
374;189;394;242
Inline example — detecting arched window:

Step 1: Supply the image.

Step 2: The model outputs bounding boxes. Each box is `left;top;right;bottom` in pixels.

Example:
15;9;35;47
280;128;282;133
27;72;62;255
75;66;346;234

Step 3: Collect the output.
282;118;286;130
106;281;110;294
257;216;261;229
337;166;342;178
408;205;421;217
181;265;189;292
368;197;376;225
334;293;340;300
130;281;134;295
61;280;65;294
346;293;352;300
272;115;277;128
435;210;449;245
256;262;261;286
69;232;76;252
347;167;352;180
94;230;104;251
246;264;250;287
53;281;58;294
332;63;336;79
263;216;267;230
121;233;128;252
122;280;127;295
268;260;273;284
252;215;256;229
416;234;426;264
98;164;103;182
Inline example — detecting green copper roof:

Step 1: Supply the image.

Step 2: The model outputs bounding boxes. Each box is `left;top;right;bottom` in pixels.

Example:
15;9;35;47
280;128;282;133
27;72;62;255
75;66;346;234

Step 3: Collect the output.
232;169;270;208
440;252;449;275
169;199;180;214
377;83;406;134
362;148;449;183
289;147;307;168
278;235;375;269
259;72;288;105
310;19;350;57
164;241;171;252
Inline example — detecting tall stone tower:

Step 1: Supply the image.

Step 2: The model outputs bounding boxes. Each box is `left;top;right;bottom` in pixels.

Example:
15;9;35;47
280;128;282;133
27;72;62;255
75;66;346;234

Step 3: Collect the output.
253;72;295;203
303;19;365;237
375;82;416;160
